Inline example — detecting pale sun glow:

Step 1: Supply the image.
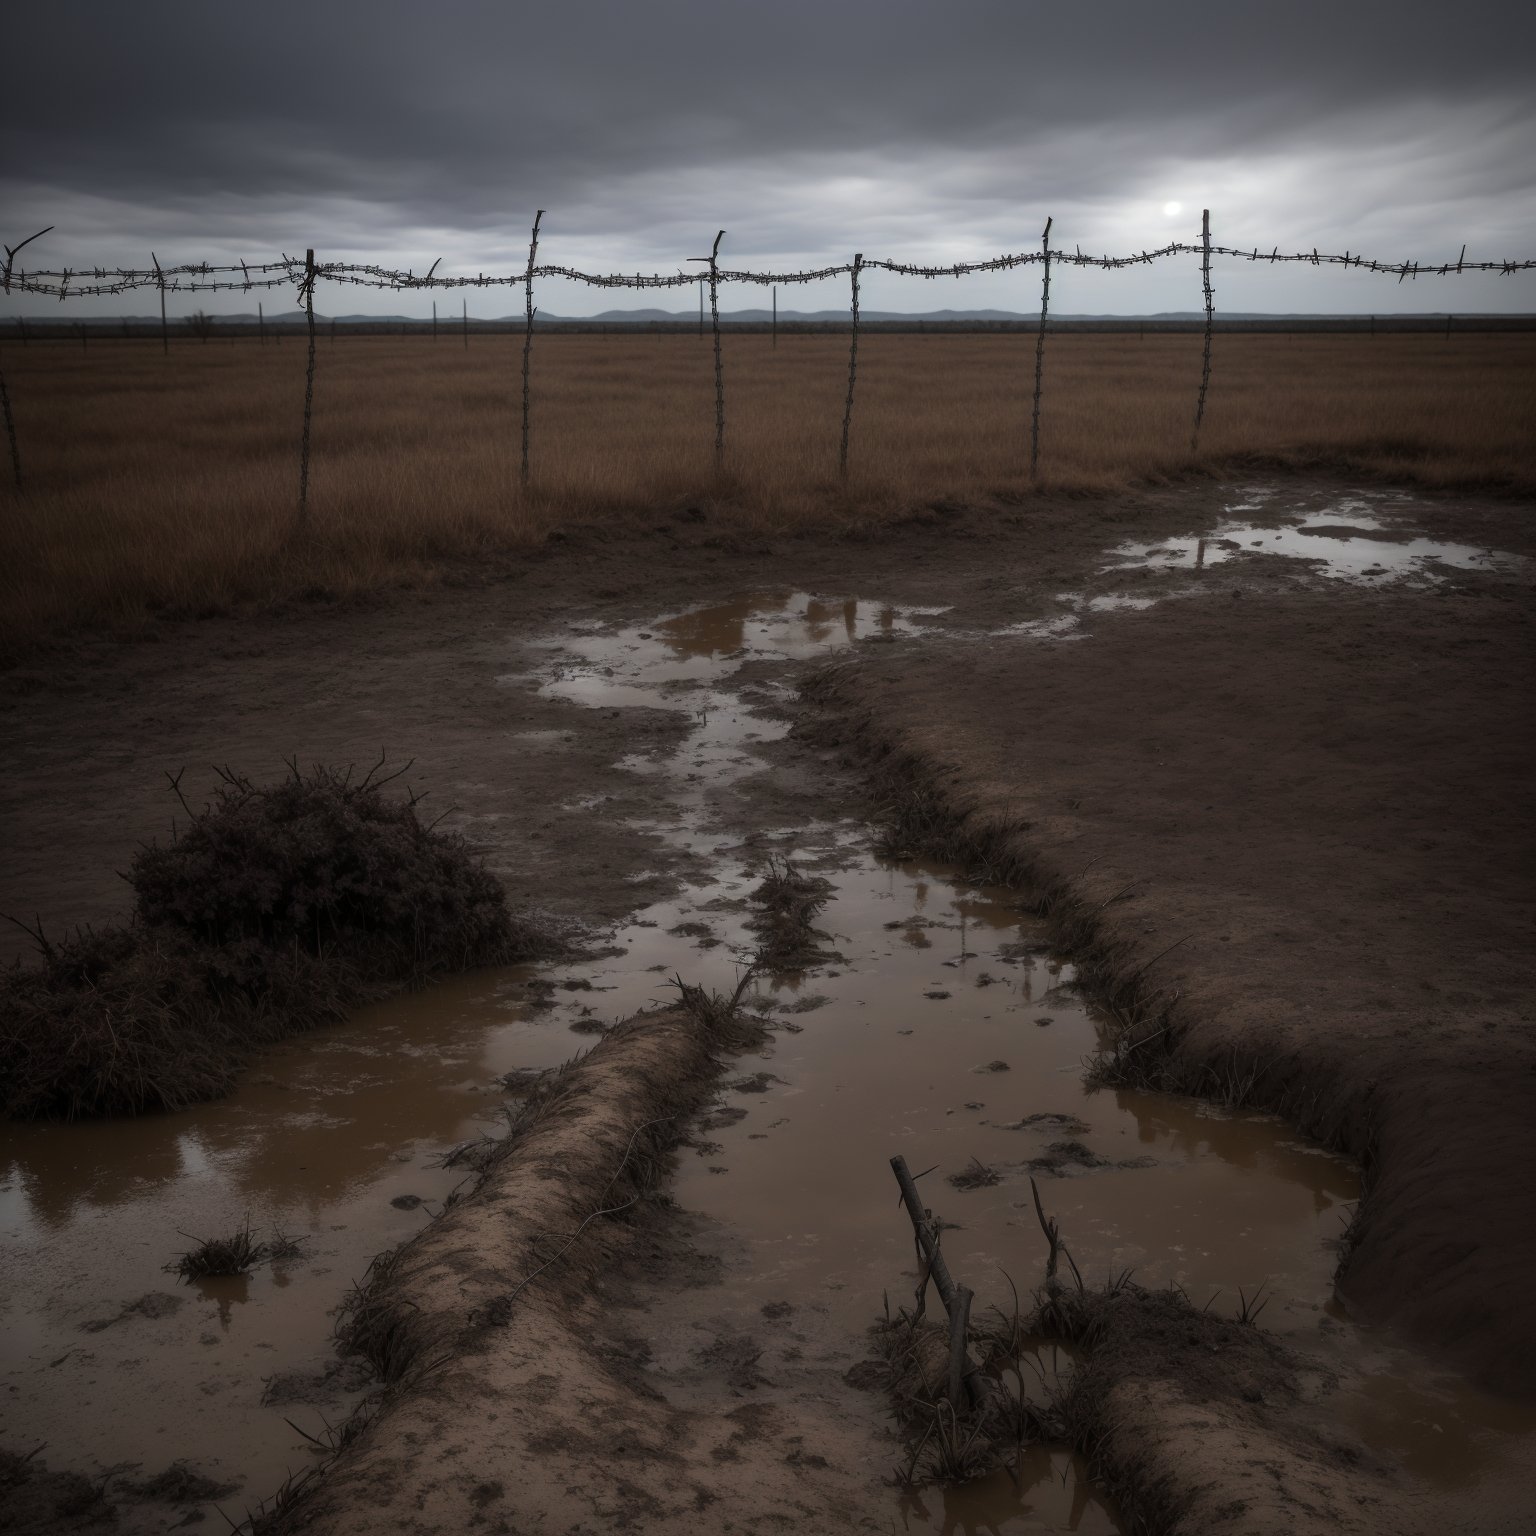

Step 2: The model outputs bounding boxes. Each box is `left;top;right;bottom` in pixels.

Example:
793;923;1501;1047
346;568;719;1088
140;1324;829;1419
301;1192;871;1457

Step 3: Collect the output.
1163;200;1182;216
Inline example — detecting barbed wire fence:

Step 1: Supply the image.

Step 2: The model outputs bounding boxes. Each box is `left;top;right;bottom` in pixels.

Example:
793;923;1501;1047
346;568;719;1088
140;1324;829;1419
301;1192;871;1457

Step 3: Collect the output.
1;214;1531;505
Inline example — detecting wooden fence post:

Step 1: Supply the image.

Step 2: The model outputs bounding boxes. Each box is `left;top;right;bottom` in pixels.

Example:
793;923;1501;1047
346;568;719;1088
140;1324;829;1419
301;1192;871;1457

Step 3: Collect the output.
772;285;777;349
1191;208;1214;453
947;1285;973;1407
1030;217;1052;479
839;253;863;478
258;300;266;346
888;1156;993;1410
462;296;468;351
152;252;168;356
689;231;726;471
297;248;318;524
0;350;18;490
521;209;543;489
1;226;53;491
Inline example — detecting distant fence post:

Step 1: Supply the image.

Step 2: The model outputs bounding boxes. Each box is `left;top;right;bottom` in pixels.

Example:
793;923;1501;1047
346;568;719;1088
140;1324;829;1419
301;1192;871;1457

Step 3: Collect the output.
462;296;468;351
258;301;266;346
772;285;777;349
839;253;863;478
1030;216;1052;479
1;226;52;492
432;299;437;342
152;251;168;356
0;354;18;491
521;209;542;489
297;248;318;524
1191;208;1214;453
689;230;726;471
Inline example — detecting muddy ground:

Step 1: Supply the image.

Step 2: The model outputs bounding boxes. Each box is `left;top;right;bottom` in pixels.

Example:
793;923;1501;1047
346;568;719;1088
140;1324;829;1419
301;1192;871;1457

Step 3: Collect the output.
2;474;1533;1532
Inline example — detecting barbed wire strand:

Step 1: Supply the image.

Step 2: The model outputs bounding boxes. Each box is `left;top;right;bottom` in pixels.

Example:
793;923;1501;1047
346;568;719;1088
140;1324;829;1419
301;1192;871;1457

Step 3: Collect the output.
8;239;1531;302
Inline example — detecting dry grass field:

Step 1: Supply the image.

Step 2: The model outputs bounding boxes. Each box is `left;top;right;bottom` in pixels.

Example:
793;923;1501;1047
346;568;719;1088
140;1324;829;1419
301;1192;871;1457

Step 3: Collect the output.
1;331;1531;653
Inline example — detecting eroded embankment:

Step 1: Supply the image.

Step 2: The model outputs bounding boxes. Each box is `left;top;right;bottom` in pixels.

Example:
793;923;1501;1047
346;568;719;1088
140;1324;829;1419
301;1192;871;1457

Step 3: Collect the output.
263;996;873;1535
799;647;1536;1403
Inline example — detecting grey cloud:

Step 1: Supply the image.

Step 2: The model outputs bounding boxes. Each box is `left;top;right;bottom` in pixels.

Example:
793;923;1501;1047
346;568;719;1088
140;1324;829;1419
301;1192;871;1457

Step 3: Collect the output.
4;1;1532;315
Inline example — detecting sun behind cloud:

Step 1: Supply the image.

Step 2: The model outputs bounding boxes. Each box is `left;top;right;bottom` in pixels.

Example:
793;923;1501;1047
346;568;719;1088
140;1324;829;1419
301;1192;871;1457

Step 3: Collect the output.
1163;200;1183;217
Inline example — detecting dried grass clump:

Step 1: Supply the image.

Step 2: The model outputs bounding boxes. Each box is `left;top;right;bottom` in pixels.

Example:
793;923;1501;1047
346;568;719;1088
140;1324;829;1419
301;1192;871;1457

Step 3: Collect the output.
134;758;536;965
167;1221;266;1279
0;761;554;1119
747;853;836;971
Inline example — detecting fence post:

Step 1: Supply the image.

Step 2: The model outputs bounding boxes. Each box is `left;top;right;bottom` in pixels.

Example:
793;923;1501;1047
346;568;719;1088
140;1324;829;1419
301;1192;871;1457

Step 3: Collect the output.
462;296;468;351
521;209;542;489
1;226;53;492
947;1285;973;1407
432;299;437;342
772;285;777;350
689;231;726;471
259;301;266;346
1191;208;1214;453
1030;217;1052;479
297;248;318;524
839;253;863;478
152;252;168;356
0;352;19;491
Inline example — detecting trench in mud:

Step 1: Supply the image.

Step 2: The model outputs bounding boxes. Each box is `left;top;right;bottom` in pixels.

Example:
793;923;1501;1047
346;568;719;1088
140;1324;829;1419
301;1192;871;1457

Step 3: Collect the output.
2;491;1533;1531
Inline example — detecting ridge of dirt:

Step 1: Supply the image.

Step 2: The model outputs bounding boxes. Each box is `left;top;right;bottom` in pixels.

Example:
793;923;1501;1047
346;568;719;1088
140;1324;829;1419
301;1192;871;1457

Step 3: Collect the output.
797;571;1536;1403
262;1002;878;1535
1042;1287;1402;1536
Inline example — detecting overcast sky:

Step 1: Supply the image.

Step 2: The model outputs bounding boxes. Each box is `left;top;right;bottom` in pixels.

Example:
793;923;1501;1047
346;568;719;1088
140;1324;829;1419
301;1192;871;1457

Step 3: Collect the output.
4;0;1533;318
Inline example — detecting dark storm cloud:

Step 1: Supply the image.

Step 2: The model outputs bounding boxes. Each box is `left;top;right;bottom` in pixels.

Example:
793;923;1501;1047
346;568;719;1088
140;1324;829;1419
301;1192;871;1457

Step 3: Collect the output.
4;1;1532;314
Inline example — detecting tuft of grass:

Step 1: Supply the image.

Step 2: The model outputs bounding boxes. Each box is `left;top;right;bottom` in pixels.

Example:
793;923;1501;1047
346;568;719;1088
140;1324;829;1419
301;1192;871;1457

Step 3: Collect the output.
165;1223;307;1280
167;1222;267;1279
948;1156;1002;1191
747;853;836;972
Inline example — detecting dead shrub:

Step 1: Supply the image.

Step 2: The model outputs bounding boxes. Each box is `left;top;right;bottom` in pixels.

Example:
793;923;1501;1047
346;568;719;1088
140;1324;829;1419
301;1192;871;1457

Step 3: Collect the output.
0;762;554;1119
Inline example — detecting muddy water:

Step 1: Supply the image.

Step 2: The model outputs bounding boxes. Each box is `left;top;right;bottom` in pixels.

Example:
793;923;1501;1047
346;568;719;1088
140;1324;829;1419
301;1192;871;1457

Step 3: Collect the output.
4;576;1532;1530
998;484;1529;640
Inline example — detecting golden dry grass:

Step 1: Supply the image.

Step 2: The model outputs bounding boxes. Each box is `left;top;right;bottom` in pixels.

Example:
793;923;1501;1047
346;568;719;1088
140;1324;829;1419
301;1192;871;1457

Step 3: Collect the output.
1;331;1531;651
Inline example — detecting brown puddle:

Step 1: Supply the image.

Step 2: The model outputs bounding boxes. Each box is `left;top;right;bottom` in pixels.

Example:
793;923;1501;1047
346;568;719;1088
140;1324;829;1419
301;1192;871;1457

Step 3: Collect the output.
4;584;1533;1531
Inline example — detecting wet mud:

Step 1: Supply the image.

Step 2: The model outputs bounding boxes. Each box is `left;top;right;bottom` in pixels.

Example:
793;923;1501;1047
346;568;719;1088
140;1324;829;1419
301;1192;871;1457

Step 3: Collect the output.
3;477;1533;1532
